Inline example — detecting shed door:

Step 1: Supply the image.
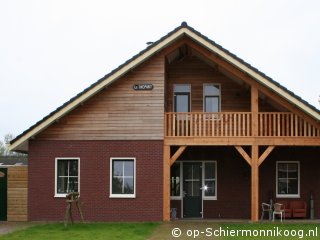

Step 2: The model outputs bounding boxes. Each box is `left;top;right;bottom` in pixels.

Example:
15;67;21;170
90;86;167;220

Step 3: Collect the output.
0;168;7;221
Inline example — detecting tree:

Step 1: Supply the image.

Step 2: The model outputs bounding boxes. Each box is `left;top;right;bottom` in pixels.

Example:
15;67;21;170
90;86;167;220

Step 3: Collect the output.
0;134;27;156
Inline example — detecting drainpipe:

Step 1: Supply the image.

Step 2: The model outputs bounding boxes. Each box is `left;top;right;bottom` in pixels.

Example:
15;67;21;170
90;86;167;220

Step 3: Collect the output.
310;192;314;220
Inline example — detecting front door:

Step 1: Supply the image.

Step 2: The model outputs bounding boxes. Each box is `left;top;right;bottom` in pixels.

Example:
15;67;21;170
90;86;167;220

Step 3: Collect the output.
0;168;7;221
183;162;202;218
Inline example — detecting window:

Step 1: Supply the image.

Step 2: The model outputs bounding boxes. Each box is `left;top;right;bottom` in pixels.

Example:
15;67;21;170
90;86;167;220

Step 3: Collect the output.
203;161;217;200
174;84;191;112
276;161;300;198
55;158;79;197
203;84;220;112
170;162;181;199
110;158;136;198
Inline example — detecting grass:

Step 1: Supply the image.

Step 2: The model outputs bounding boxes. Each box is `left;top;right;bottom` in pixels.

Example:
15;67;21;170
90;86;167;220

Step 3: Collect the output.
1;222;319;240
0;222;159;240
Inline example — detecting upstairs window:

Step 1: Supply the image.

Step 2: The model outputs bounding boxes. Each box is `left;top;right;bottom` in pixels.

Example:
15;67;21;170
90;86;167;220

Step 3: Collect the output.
174;84;191;112
203;84;220;112
276;161;300;198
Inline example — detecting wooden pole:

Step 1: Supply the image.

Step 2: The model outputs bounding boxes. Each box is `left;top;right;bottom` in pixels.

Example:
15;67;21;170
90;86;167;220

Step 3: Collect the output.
251;145;259;222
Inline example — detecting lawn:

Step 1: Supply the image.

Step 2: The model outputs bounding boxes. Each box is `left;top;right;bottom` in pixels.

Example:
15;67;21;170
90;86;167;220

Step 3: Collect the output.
1;222;319;240
0;223;159;240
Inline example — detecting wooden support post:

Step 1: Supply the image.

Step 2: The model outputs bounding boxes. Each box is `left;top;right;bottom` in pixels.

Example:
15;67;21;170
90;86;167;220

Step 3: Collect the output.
251;86;259;137
258;146;275;166
163;145;171;221
251;145;259;222
235;146;252;166
170;146;187;166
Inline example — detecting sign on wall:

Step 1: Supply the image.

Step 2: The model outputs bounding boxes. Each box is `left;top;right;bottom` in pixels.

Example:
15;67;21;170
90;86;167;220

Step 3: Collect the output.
133;84;153;90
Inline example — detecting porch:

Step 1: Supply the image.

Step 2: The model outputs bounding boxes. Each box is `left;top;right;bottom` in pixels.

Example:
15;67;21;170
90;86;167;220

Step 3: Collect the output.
165;146;320;221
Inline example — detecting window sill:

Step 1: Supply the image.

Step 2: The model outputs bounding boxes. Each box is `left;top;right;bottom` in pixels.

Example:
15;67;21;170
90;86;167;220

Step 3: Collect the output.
170;196;182;200
276;194;300;199
109;194;136;199
203;197;217;200
54;194;67;198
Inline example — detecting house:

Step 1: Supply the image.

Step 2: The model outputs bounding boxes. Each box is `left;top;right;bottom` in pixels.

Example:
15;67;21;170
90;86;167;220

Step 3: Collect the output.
0;156;28;221
9;22;320;222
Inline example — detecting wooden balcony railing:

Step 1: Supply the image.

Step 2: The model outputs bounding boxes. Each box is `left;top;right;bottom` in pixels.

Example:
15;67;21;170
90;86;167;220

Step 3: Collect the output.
165;112;320;138
258;112;320;137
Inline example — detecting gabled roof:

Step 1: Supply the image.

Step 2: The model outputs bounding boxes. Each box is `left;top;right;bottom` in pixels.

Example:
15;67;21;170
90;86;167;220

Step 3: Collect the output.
10;22;320;152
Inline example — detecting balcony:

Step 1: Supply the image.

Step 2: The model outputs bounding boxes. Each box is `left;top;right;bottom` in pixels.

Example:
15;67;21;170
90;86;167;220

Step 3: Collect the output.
165;112;320;138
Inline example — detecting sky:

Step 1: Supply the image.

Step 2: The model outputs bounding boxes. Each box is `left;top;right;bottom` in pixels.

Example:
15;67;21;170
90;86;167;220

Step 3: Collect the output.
0;0;320;140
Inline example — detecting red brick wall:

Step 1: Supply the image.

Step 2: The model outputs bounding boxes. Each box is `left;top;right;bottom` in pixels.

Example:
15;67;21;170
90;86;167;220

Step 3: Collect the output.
28;140;163;221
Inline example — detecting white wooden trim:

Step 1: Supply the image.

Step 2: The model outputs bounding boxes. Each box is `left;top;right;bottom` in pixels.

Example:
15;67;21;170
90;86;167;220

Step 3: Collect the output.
54;157;80;198
109;157;136;198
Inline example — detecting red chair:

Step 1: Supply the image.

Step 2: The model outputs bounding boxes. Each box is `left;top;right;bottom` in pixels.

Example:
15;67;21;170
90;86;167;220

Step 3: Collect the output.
291;201;307;218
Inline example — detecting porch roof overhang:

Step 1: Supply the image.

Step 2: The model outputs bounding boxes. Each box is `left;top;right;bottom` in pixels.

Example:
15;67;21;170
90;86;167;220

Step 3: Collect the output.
10;22;320;152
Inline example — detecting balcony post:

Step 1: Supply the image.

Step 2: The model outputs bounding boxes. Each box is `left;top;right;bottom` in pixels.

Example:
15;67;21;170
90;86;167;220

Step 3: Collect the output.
251;86;259;137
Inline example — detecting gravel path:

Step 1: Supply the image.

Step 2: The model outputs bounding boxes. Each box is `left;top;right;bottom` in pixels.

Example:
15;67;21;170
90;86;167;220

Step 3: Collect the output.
0;222;35;236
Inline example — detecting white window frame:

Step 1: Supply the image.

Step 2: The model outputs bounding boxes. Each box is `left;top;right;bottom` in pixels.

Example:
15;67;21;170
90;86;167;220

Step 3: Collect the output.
54;157;80;198
203;83;221;113
202;161;217;200
110;157;136;198
276;161;300;198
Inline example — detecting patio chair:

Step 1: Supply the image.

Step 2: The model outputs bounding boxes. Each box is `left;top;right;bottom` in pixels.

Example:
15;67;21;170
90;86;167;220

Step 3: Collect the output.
273;203;285;222
260;203;272;220
278;201;292;218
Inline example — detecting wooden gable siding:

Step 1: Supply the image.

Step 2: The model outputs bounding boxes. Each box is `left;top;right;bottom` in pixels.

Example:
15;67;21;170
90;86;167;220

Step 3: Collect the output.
38;55;165;140
166;56;278;112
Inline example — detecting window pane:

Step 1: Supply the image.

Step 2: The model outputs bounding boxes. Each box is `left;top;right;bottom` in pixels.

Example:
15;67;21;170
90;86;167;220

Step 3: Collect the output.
205;162;215;179
204;85;220;95
205;96;219;112
123;178;134;194
174;85;190;93
287;164;298;178
204;180;215;196
124;161;134;177
278;163;287;178
113;161;123;177
68;177;79;192
193;181;200;196
192;164;201;180
58;161;68;176
288;179;298;194
112;177;123;194
69;160;78;176
175;95;189;112
57;177;68;193
278;179;288;194
171;163;180;197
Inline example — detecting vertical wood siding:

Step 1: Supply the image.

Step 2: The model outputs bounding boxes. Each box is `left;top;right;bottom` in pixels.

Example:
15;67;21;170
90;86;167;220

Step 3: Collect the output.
7;166;28;221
